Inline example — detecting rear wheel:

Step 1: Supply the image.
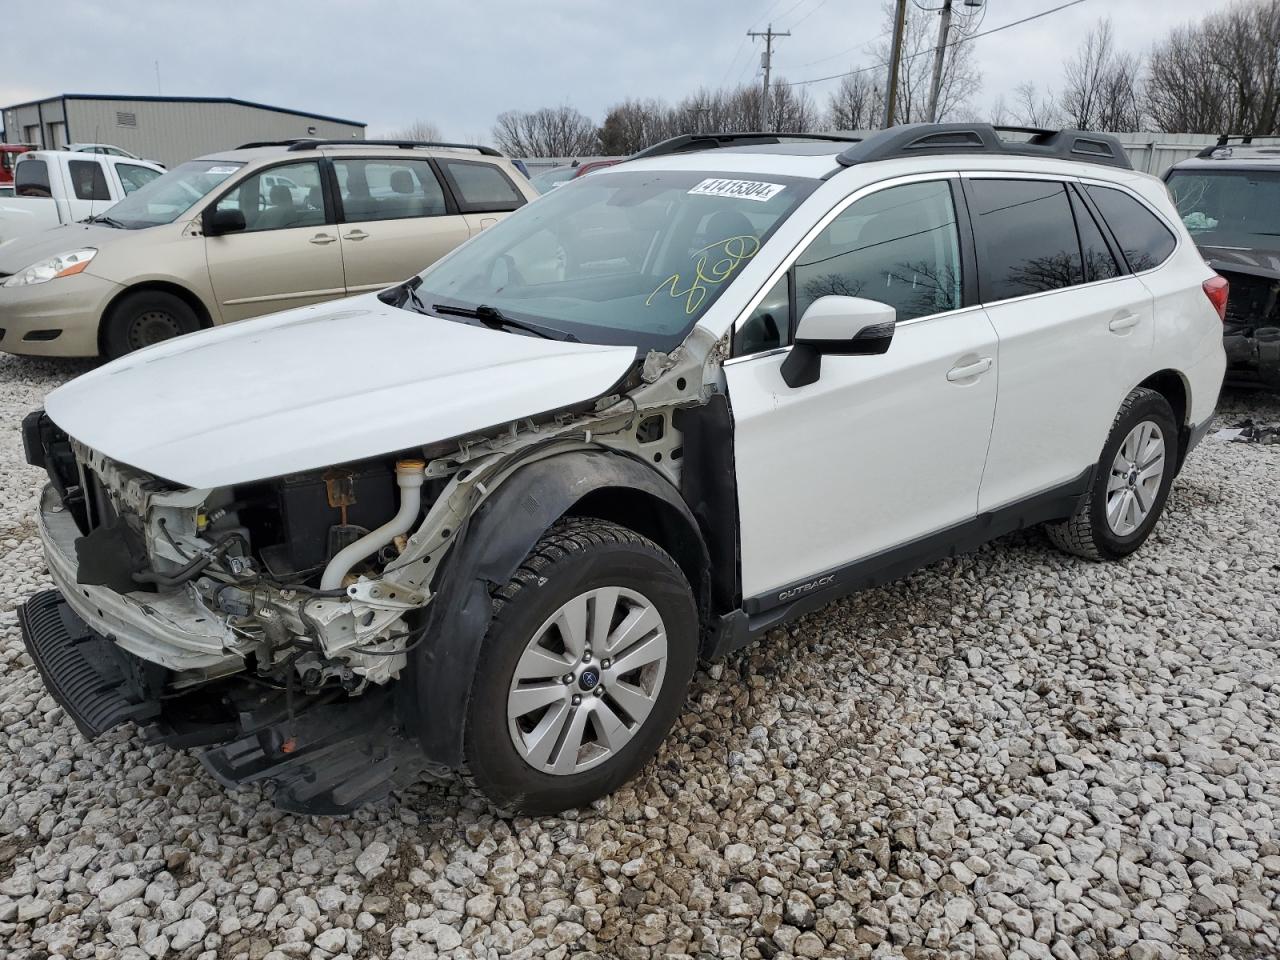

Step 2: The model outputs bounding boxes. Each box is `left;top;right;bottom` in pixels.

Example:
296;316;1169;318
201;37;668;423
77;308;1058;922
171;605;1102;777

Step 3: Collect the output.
103;290;200;359
463;518;697;814
1046;387;1178;560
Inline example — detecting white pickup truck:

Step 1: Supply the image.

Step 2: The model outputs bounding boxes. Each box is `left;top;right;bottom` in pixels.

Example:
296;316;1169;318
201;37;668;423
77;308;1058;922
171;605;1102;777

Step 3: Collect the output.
0;151;165;245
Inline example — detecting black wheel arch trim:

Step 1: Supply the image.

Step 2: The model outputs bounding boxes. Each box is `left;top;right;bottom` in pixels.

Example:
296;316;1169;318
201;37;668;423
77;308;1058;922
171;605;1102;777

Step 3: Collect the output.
397;447;710;770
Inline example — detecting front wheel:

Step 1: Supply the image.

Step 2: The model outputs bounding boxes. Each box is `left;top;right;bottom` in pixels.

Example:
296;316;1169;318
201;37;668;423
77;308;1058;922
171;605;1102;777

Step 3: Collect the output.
1046;387;1178;560
102;290;200;359
463;518;697;814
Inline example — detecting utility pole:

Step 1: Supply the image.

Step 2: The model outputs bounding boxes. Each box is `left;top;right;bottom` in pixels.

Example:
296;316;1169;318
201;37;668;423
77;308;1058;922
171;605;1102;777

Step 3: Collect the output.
926;0;954;123
882;0;908;128
748;23;790;131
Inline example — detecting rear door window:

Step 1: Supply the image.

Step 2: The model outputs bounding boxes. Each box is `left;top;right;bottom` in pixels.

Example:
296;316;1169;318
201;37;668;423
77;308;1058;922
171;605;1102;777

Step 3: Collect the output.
333;158;449;223
14;158;51;198
1085;185;1176;272
438;158;526;213
967;179;1083;302
69;160;110;201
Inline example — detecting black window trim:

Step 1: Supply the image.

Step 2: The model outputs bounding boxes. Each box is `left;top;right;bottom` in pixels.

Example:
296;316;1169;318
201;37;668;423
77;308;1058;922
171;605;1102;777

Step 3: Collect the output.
204;157;337;231
329;155;458;224
728;172;974;361
435;156;527;214
1078;178;1180;276
1065;181;1128;282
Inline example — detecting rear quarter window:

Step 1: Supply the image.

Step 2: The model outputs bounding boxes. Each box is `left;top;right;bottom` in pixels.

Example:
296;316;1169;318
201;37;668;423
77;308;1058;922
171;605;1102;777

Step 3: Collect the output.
14;158;51;198
69;160;110;201
439;158;526;214
1086;185;1177;272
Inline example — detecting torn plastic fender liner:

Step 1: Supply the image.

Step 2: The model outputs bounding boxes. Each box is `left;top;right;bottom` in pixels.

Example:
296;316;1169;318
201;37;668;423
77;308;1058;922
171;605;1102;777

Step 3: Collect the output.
397;448;709;770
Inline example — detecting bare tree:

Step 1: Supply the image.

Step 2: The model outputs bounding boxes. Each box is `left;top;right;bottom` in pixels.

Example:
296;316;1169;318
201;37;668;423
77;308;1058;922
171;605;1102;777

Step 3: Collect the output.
386;119;443;141
1146;0;1280;134
827;72;884;130
1012;81;1060;129
598;98;672;154
492;106;601;157
1058;19;1143;130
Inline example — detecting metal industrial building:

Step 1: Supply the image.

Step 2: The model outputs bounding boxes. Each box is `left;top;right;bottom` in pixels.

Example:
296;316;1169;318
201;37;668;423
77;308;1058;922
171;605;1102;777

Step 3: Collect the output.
1;94;365;167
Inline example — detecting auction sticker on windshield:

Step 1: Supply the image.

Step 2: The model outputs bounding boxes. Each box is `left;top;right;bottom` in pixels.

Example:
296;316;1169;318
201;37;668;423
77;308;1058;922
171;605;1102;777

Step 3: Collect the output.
688;178;786;202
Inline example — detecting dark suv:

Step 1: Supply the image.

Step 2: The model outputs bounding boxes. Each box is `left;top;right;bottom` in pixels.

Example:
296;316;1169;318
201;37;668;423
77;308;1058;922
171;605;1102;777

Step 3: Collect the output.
1166;138;1280;389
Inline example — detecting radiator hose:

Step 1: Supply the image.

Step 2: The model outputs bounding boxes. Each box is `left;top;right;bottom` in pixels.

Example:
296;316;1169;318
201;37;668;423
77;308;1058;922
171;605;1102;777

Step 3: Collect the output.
319;460;426;591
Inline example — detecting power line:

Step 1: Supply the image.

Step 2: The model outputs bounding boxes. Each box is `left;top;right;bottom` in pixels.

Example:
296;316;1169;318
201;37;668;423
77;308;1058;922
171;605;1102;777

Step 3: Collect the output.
781;0;1089;88
722;0;799;90
788;0;832;30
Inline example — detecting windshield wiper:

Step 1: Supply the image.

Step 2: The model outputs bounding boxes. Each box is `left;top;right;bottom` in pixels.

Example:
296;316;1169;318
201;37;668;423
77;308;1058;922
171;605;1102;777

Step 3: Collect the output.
85;214;125;228
432;303;579;342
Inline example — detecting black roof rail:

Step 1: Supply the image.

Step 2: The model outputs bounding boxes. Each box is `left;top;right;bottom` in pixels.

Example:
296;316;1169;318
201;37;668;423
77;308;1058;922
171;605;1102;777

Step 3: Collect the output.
1196;134;1256;158
285;138;502;156
236;138;319;149
834;123;1132;170
630;131;862;160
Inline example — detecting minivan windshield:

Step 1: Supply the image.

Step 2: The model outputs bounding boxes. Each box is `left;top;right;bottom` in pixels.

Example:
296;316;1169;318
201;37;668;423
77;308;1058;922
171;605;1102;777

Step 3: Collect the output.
1166;169;1280;248
101;159;245;229
412;168;817;351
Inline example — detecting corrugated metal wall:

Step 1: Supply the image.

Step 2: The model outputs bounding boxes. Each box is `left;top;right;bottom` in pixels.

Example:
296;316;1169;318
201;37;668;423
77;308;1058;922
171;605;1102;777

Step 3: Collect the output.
3;98;363;167
64;100;364;167
1110;132;1280;176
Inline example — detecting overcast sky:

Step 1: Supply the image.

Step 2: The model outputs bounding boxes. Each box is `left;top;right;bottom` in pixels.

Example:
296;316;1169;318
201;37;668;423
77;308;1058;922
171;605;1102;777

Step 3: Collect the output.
0;0;1245;141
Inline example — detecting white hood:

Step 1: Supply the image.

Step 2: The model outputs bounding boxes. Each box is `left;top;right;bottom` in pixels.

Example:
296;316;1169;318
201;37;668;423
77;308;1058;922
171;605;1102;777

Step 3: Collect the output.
45;294;637;488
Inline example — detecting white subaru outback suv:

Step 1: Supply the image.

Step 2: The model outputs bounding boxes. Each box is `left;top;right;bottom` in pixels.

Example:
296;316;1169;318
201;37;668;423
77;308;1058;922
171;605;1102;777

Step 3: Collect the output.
20;125;1227;815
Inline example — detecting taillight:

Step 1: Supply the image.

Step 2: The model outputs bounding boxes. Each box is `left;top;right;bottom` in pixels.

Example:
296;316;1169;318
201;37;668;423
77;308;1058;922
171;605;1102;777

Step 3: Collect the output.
1203;275;1229;322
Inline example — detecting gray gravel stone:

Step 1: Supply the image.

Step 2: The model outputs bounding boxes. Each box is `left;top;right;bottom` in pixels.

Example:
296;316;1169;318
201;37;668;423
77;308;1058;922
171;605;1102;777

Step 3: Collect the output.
1;362;1278;958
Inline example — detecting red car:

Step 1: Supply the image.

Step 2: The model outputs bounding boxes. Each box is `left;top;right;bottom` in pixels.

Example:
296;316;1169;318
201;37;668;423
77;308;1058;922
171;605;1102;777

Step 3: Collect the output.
0;144;34;187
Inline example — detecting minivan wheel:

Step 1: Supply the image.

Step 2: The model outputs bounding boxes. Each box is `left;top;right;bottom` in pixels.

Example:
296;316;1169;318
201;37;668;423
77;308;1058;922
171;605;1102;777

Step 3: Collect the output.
463;518;697;815
103;290;200;358
1046;387;1178;561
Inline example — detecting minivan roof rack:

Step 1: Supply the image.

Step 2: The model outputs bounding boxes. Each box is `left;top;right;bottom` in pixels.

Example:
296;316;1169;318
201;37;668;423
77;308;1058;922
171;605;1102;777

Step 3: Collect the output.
233;138;502;156
287;138;502;156
834;123;1132;170
630;132;861;160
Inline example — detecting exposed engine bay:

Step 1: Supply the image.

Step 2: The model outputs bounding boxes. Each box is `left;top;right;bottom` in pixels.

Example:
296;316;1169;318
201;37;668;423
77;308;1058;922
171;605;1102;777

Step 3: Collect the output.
20;330;717;812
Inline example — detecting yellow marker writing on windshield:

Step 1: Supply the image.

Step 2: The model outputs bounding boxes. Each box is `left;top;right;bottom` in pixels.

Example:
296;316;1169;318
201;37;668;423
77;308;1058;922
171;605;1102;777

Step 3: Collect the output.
646;234;760;315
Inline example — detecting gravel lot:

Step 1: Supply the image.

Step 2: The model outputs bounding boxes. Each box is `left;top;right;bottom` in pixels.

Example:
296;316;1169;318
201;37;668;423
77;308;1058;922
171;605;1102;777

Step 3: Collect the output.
0;354;1278;960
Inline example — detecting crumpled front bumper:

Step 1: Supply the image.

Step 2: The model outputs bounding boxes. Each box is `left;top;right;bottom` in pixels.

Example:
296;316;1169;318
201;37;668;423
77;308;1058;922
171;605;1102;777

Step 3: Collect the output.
36;483;240;675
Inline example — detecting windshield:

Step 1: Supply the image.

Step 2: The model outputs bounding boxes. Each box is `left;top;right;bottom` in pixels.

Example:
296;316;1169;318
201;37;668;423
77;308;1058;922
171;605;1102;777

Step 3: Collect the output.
102;159;245;229
529;167;577;194
414;168;817;351
1167;169;1280;247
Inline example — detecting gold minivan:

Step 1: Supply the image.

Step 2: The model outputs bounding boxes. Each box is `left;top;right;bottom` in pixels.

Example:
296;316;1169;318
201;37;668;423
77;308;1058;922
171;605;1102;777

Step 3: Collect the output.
0;140;534;358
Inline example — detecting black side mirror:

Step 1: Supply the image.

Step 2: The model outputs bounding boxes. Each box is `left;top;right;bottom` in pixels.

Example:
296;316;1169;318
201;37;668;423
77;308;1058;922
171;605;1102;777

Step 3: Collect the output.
781;296;897;388
205;207;246;236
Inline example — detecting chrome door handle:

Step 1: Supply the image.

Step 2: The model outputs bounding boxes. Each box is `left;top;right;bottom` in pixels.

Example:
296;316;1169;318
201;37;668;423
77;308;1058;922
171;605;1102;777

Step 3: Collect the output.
343;229;369;241
309;233;337;245
1109;312;1141;332
946;357;993;382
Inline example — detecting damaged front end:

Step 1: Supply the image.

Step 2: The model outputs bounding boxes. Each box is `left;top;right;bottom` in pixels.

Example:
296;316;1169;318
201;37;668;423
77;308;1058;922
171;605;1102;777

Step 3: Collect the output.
18;331;715;814
1209;260;1280;390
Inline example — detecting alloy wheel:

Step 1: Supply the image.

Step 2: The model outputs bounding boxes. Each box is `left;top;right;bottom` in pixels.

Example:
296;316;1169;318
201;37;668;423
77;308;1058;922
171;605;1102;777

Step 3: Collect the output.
1105;420;1166;536
507;586;668;775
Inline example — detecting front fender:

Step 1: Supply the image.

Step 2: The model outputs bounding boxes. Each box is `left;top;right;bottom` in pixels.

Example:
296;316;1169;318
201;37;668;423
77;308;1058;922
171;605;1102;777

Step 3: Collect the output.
397;448;706;770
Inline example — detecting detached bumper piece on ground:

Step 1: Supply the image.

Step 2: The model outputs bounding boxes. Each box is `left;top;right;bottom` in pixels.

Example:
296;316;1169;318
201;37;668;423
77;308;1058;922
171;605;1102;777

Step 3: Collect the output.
19;589;428;815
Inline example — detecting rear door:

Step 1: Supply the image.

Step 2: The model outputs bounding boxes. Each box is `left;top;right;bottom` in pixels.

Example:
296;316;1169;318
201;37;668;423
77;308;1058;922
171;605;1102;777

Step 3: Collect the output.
966;176;1155;512
331;156;470;294
203;159;345;323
